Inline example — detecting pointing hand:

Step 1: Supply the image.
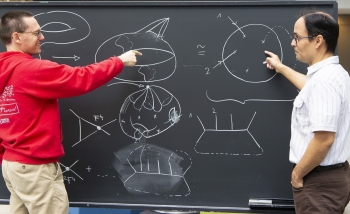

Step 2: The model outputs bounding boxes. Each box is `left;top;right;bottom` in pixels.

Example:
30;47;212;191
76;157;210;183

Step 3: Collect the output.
118;50;142;67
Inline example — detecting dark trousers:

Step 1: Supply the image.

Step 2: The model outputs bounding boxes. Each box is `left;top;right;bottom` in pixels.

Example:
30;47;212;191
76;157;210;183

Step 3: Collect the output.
292;161;350;214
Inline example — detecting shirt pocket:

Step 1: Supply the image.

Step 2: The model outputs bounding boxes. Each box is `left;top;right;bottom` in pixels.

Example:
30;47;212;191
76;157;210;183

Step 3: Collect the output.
292;96;309;126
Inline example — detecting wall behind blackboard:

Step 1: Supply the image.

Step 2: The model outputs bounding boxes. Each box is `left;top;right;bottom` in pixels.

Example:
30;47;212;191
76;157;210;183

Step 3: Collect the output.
0;1;337;212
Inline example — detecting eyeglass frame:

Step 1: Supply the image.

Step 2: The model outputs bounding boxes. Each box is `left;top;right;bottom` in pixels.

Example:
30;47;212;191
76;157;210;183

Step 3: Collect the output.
18;30;42;38
293;35;315;44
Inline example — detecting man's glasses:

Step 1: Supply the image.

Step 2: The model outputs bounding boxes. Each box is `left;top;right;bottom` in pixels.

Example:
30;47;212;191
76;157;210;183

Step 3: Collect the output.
293;35;314;44
20;30;42;38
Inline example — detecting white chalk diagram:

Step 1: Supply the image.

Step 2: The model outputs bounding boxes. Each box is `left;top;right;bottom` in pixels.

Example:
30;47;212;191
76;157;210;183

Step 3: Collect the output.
96;18;189;197
194;112;263;156
206;90;295;105
69;109;117;147
207;17;298;104
218;17;282;83
60;160;83;184
211;17;297;82
97;18;182;140
194;18;297;155
115;84;181;140
34;11;91;61
113;143;191;196
95;18;176;82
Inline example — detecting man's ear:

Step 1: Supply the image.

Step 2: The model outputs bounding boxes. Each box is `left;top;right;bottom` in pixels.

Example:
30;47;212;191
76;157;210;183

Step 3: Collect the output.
314;35;324;49
12;32;21;44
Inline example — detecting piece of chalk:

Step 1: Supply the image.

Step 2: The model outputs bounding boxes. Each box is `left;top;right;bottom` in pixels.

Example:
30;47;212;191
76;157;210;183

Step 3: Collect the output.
263;61;267;64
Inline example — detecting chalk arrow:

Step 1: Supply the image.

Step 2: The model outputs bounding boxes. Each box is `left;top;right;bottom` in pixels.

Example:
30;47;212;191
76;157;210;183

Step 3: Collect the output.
213;61;222;69
52;55;80;61
228;16;246;38
213;50;237;69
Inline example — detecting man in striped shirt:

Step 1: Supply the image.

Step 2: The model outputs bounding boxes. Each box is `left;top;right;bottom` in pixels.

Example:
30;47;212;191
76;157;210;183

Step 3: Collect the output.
265;11;350;213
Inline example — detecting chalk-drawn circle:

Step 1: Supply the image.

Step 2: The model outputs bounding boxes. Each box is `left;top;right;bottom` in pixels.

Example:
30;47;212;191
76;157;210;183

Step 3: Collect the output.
222;24;282;83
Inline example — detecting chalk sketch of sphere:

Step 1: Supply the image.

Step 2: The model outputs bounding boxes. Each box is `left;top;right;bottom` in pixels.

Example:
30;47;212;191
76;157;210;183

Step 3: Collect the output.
119;85;181;140
222;24;282;83
95;18;176;82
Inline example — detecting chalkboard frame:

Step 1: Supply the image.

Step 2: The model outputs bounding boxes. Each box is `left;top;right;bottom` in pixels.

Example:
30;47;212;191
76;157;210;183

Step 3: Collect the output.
0;1;338;7
0;1;337;213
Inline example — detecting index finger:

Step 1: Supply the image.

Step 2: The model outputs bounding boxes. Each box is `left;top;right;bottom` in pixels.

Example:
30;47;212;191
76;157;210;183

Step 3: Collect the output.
132;50;142;56
264;50;274;57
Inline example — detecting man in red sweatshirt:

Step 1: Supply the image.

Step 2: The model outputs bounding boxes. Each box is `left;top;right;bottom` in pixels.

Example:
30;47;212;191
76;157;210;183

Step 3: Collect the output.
0;10;142;214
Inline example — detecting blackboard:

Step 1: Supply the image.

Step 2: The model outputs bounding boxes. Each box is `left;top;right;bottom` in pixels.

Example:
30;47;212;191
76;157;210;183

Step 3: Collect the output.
0;1;337;212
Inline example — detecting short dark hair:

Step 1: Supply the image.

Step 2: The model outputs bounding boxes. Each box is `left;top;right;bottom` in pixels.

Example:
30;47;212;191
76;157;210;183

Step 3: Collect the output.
300;11;338;54
0;11;33;45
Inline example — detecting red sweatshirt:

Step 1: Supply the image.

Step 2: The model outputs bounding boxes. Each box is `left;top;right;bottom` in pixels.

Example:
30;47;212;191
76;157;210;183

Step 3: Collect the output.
0;52;123;165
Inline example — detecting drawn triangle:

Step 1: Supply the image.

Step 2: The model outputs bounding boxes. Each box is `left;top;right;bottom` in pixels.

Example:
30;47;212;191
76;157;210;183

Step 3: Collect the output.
136;18;169;39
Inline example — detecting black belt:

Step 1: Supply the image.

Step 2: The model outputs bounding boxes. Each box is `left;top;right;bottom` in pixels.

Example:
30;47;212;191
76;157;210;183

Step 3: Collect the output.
293;162;346;172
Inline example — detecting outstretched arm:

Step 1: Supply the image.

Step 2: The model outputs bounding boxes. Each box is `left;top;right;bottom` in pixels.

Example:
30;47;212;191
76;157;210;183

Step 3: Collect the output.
265;50;306;90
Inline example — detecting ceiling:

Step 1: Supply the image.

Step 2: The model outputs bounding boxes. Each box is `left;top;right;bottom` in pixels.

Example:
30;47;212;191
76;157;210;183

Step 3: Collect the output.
338;0;350;14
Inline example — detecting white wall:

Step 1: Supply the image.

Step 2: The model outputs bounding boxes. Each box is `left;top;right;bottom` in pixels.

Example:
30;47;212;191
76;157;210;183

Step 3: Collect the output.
339;13;350;214
338;0;350;14
338;15;350;72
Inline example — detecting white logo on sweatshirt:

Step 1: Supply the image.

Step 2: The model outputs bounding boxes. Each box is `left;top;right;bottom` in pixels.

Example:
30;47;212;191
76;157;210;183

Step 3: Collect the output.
0;118;9;124
1;85;14;99
0;85;19;118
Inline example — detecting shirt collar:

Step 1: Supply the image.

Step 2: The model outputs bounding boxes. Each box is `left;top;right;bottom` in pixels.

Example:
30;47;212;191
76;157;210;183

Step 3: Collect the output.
306;56;339;76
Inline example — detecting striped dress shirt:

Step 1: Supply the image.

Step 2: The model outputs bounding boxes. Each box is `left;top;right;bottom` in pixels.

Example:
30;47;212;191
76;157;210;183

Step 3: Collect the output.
289;56;350;166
